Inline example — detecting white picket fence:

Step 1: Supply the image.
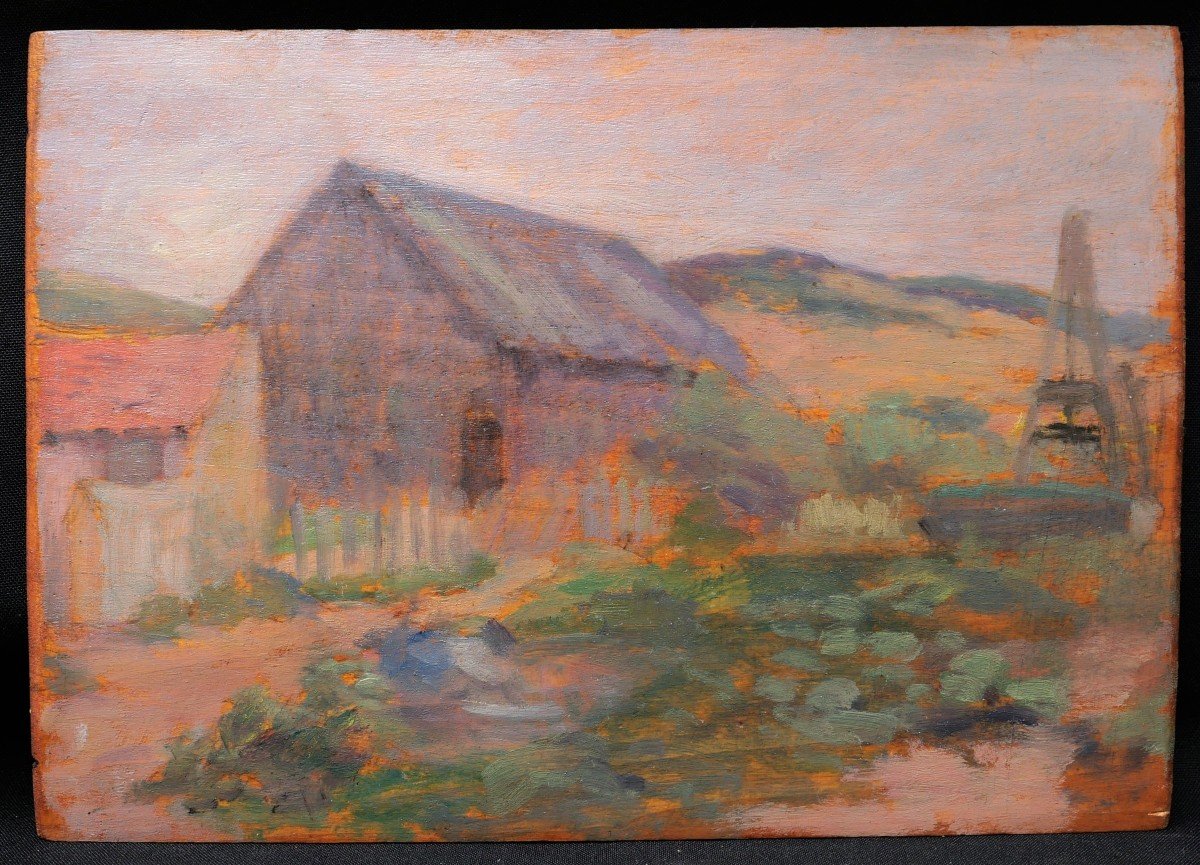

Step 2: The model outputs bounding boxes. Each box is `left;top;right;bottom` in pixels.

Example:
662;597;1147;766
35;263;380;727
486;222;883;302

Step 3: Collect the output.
577;475;662;545
66;479;197;625
285;473;667;579
287;489;477;581
468;471;666;554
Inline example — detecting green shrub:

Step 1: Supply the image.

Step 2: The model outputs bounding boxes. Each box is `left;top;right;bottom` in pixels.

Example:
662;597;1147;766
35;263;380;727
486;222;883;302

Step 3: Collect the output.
130;595;191;640
832;391;1006;495
137;659;410;824
194;567;304;626
300;554;496;604
43;653;99;696
127;567;307;640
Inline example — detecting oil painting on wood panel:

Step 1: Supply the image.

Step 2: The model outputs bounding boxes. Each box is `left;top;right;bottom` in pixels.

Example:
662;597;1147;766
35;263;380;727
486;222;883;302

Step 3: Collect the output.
27;28;1183;841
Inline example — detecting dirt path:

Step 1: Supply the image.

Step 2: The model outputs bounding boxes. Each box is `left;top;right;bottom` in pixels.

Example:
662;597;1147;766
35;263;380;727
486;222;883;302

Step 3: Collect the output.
409;556;557;627
734;727;1079;836
1065;621;1175;722
36;603;397;840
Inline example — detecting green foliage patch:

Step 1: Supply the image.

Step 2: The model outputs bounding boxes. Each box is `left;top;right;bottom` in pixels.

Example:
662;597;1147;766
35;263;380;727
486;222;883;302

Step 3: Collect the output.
128;567;307;640
299;554;497;604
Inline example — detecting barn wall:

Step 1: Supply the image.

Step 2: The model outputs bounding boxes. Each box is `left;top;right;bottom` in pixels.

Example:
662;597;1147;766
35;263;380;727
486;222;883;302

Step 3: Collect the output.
457;359;681;553
240;184;505;508
505;359;679;483
255;302;686;549
231;180;692;548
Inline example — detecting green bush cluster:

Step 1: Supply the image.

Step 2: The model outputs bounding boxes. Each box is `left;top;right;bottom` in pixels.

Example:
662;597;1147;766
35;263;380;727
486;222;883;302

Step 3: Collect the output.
299;554;497;604
43;653;99;697
137;659;411;828
128;567;307;640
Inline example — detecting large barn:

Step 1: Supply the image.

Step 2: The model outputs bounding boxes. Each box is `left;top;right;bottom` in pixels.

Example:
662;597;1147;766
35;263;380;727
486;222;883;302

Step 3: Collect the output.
221;160;745;567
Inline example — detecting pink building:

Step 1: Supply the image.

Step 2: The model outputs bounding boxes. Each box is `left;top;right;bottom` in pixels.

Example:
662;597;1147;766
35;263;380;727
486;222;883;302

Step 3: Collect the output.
32;329;268;625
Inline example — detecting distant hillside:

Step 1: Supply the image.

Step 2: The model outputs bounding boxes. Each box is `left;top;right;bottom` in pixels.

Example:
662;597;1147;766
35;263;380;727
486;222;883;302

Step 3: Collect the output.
34;271;214;334
665;248;947;333
665;248;1167;350
890;274;1048;322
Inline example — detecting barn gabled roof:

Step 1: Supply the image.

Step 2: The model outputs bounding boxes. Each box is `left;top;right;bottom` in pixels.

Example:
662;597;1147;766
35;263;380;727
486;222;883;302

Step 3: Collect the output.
224;161;746;375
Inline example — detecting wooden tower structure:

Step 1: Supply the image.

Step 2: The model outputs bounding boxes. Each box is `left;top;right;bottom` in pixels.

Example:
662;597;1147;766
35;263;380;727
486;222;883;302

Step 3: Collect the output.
1012;208;1152;493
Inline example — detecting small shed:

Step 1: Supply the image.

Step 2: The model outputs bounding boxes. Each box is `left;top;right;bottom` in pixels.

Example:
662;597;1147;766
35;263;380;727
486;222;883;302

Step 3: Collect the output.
34;329;268;625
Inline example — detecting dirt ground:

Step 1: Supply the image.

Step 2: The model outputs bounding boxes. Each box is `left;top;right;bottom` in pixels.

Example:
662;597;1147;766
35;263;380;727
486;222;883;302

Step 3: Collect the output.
33;570;1174;840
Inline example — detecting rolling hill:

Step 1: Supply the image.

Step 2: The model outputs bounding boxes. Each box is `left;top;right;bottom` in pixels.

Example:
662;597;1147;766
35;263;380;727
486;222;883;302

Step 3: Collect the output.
665;248;1167;350
33;270;214;334
665;248;1172;437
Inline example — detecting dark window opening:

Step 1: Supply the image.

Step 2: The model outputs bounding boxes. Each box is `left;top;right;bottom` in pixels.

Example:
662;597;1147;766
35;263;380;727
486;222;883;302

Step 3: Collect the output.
104;434;166;485
460;406;504;507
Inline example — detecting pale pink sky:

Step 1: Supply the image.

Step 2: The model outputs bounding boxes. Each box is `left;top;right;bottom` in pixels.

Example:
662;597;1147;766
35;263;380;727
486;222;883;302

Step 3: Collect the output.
31;28;1180;311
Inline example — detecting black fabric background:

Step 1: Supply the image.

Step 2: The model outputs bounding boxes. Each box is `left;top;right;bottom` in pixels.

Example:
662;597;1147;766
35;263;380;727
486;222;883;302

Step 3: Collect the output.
2;5;1197;862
